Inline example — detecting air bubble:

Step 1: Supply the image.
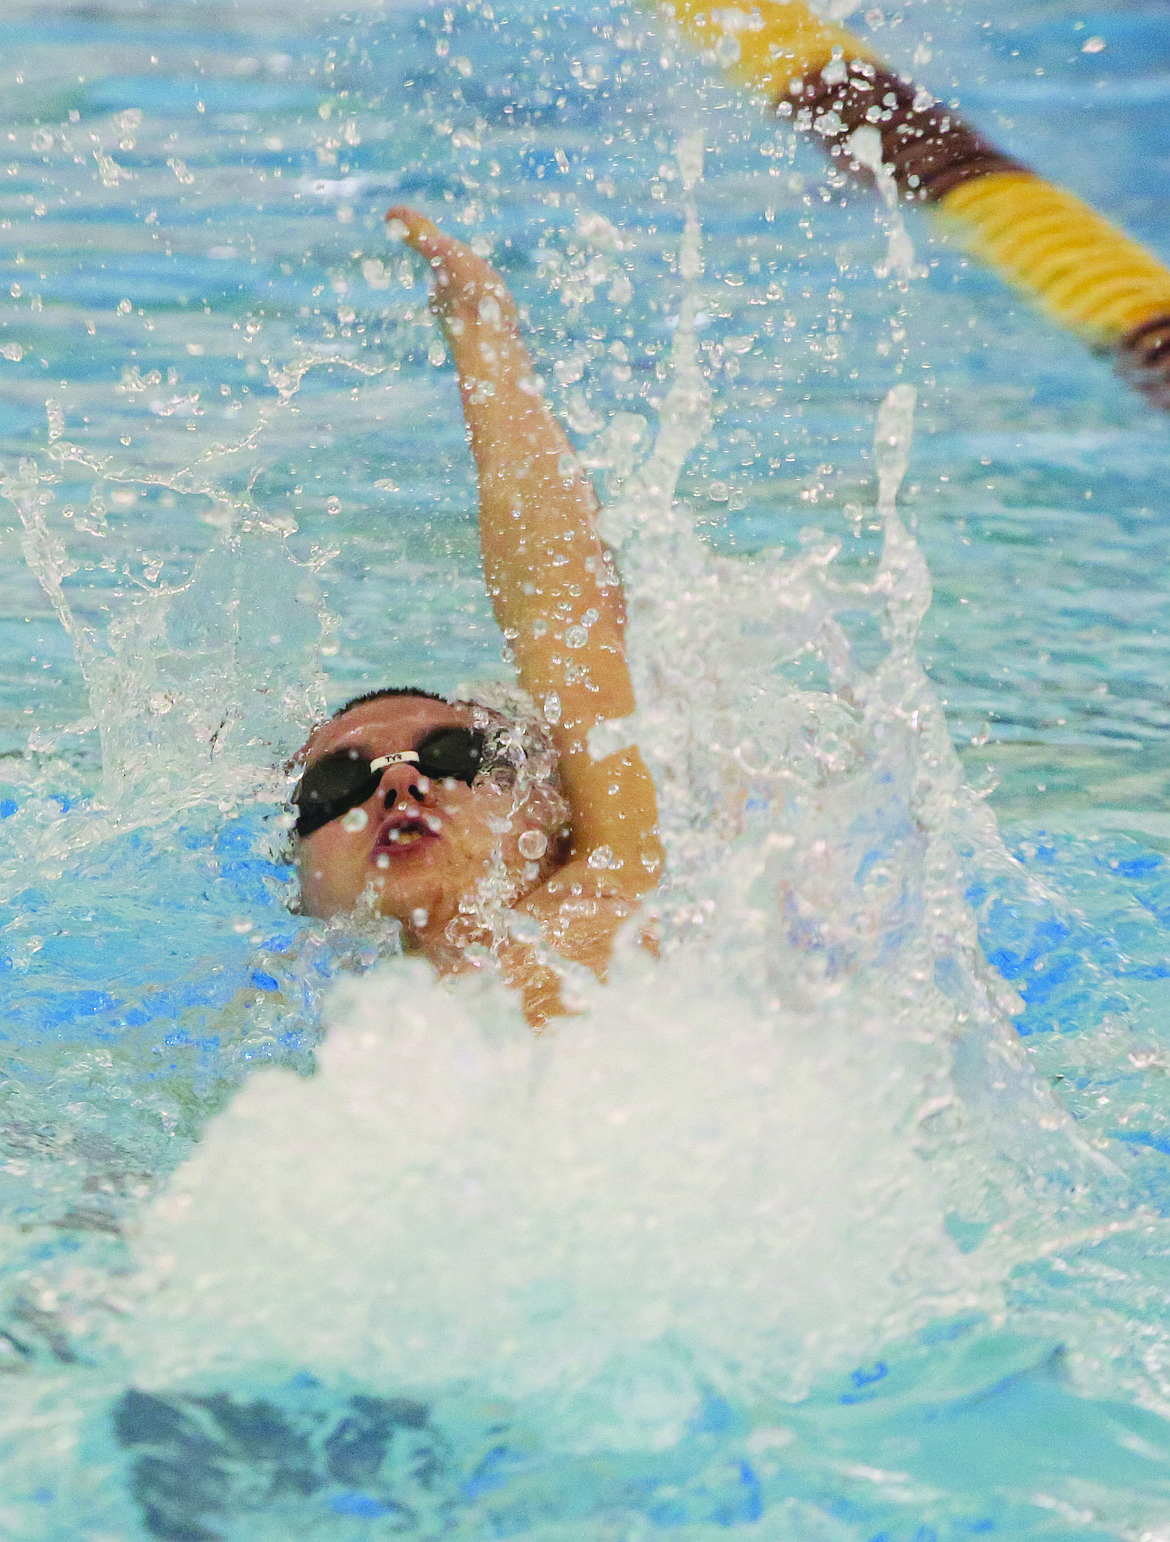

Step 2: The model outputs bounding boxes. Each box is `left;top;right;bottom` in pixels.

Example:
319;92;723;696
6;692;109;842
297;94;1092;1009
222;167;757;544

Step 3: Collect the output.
341;807;369;833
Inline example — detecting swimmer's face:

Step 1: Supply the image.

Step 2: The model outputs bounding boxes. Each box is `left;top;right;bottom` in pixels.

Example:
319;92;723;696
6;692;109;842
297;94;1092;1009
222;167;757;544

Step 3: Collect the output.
295;696;557;940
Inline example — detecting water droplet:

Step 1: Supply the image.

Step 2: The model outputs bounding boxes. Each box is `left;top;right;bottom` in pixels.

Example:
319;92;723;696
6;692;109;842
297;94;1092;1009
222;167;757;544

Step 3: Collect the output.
587;845;614;870
518;830;548;860
326;495;342;515
341;807;369;832
565;624;589;649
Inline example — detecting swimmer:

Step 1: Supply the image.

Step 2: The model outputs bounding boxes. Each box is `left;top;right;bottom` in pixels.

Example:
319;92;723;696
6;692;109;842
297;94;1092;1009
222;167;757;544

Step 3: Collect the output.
293;208;664;1026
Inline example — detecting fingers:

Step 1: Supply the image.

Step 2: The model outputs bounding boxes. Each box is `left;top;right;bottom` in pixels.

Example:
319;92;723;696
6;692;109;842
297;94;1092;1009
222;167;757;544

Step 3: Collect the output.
386;206;517;334
385;204;444;262
385;205;460;305
387;206;471;326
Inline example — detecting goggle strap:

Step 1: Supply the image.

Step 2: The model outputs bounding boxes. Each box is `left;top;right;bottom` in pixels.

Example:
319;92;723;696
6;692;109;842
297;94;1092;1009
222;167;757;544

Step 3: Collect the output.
368;751;420;773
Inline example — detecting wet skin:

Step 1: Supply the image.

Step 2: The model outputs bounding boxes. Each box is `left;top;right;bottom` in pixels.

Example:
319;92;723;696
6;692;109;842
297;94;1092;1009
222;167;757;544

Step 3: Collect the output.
293;210;663;1024
296;695;556;952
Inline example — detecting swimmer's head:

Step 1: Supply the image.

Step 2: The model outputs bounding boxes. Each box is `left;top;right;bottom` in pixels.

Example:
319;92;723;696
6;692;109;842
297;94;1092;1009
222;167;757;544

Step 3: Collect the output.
292;684;570;940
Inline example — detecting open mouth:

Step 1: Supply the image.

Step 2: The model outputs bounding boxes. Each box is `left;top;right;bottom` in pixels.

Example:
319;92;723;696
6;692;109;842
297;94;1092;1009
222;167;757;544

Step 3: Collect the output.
385;827;426;846
372;812;441;858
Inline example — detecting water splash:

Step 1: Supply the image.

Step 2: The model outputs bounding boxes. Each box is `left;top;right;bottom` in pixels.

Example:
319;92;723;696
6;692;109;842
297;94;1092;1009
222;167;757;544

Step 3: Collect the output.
114;175;1114;1440
0;2;1169;1535
0;360;370;831
847;125;921;284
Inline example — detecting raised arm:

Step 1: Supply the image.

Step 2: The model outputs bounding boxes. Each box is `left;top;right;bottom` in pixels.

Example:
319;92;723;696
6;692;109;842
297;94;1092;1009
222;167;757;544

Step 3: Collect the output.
388;207;663;899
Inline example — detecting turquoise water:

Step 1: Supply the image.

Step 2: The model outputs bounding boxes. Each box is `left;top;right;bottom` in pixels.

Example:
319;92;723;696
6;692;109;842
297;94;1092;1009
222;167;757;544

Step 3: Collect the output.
0;0;1169;1536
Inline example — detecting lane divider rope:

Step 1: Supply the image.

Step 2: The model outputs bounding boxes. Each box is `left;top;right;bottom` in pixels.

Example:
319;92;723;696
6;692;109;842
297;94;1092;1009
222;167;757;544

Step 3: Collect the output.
663;0;1170;410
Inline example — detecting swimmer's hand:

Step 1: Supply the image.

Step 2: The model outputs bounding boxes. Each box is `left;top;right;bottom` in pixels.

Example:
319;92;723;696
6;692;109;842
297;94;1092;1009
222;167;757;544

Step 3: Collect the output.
386;205;518;345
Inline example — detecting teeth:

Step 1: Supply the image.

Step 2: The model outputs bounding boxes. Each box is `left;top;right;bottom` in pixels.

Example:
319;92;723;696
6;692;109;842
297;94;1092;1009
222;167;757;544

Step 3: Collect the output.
389;827;423;845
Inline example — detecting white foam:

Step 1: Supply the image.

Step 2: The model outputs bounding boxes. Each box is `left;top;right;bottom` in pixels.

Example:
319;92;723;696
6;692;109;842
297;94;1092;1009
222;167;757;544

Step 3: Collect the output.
129;948;985;1428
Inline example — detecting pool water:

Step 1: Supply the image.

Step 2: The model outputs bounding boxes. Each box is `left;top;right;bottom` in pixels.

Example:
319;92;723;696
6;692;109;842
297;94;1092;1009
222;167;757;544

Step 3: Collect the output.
0;0;1169;1537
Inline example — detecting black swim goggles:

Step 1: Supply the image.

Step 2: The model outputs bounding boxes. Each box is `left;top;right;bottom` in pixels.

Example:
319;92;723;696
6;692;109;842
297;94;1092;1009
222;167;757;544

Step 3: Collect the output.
293;726;489;839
